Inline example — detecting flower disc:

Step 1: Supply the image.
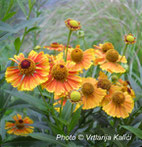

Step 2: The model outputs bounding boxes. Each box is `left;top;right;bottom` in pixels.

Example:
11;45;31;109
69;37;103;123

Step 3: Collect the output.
51;64;68;81
82;82;94;96
97;79;111;90
18;58;36;75
102;42;114;52
71;48;83;63
112;91;125;105
106;49;119;62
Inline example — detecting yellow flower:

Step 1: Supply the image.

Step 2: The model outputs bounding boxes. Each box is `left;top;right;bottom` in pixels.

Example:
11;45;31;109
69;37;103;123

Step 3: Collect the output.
124;33;136;44
81;77;106;109
5;114;34;136
96;71;121;107
102;90;134;118
65;19;81;31
94;49;127;73
70;91;82;102
97;71;112;91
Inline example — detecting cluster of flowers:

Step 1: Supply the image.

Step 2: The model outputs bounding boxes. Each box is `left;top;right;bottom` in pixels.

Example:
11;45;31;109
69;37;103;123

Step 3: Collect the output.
5;19;136;136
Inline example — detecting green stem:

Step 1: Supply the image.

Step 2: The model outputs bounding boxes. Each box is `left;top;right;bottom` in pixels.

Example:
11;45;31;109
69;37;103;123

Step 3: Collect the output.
83;36;87;49
65;30;72;62
71;103;74;115
59;97;64;117
37;86;47;104
120;44;128;61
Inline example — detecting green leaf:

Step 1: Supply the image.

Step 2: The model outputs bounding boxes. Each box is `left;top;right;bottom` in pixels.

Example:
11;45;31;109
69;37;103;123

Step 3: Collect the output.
121;125;142;139
14;37;21;52
0;17;42;41
112;140;127;147
68;105;82;132
28;0;32;10
26;26;40;34
17;0;27;17
14;17;42;32
49;123;65;135
2;136;46;146
5;90;47;112
4;0;14;17
29;133;66;147
61;100;72;121
0;21;15;32
2;12;16;21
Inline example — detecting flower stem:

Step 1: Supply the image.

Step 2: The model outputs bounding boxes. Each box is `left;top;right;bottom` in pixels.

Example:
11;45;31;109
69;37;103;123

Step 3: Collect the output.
59;97;64;117
65;30;72;62
71;103;74;115
120;43;128;61
37;86;47;104
83;36;88;49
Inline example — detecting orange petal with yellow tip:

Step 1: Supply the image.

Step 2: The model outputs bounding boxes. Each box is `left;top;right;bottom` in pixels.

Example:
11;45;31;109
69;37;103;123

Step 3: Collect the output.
100;62;126;73
5;122;15;129
14;53;25;62
98;71;108;80
13;114;22;121
7;128;16;134
9;58;19;64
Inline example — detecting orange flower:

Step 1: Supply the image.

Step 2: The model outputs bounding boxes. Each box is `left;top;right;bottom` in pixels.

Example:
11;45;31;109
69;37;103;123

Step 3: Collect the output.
102;89;134;118
94;42;114;53
100;85;122;107
124;33;136;44
5;114;34;136
44;42;64;51
81;77;106;109
96;71;120;107
65;19;81;31
94;49;127;73
5;50;49;91
94;42;114;65
42;59;81;95
97;71;112;91
67;45;94;71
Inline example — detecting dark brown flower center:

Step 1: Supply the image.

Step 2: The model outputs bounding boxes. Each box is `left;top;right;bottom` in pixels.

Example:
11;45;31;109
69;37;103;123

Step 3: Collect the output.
18;58;36;75
106;49;119;62
16;119;24;129
19;119;24;123
52;64;68;81
112;91;125;105
82;82;94;96
21;60;31;68
97;79;111;91
71;48;83;63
